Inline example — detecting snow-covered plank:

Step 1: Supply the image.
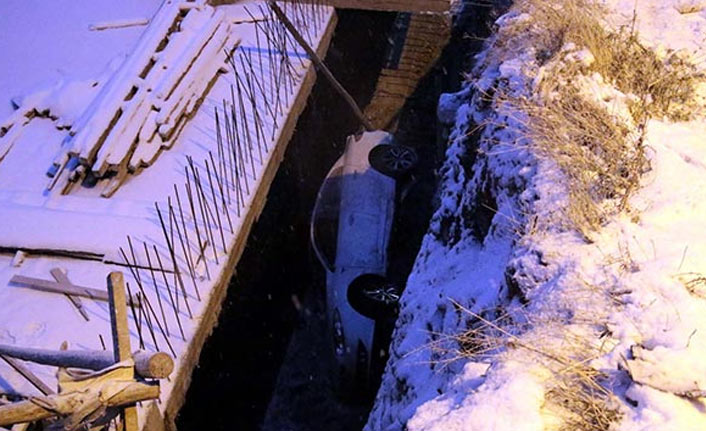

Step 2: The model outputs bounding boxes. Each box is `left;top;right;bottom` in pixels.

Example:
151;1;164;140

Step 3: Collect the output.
66;2;186;162
86;6;228;181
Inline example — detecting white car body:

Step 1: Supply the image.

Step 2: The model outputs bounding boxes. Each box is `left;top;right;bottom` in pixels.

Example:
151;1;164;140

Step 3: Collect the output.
310;130;396;392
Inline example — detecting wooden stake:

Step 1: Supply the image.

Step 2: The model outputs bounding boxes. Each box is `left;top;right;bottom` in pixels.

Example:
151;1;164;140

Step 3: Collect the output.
106;271;138;431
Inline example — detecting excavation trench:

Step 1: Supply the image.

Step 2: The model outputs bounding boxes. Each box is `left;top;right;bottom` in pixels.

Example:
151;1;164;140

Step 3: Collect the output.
176;5;491;430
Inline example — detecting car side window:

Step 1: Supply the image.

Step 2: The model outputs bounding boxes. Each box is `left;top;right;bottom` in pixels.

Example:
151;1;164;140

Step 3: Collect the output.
311;166;343;271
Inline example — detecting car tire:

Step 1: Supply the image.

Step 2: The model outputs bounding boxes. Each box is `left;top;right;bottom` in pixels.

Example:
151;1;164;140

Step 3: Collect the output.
347;274;401;320
368;144;418;178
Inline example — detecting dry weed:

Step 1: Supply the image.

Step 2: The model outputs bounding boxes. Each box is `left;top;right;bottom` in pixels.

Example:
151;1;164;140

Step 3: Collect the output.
445;296;621;431
480;0;703;236
523;0;701;122
546;368;621;431
675;0;706;14
677;272;706;298
505;88;647;236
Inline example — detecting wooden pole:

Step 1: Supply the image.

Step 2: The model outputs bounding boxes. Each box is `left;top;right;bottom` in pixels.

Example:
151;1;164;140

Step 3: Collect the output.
107;272;139;431
0;381;159;427
0;345;173;379
268;0;374;131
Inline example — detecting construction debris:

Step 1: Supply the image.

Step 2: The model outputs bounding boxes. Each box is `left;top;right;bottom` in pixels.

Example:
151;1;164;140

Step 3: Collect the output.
0;272;172;430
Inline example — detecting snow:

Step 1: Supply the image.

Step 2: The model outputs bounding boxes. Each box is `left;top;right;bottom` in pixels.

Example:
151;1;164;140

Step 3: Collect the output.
407;361;547;431
0;0;162;120
604;0;706;67
368;0;706;430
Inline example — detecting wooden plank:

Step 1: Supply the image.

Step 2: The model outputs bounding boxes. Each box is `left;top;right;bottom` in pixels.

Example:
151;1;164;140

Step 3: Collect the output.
50;268;90;321
211;0;450;12
10;274;140;308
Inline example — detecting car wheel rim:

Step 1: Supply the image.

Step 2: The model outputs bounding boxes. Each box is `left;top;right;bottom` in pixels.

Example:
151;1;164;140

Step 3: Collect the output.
382;146;415;173
364;285;400;305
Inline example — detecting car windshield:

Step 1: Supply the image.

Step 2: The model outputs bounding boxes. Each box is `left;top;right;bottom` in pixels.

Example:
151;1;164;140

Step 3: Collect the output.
311;165;343;272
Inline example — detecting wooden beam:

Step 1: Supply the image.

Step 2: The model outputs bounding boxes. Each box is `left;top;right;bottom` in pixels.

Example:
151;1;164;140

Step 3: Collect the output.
10;274;140;308
0;355;54;396
211;0;450;12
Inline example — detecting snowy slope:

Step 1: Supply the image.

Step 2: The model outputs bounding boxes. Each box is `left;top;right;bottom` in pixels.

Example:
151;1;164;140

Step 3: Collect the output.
368;1;706;430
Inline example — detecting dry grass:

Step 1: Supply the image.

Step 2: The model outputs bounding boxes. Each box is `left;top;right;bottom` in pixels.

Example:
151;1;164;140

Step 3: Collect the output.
481;0;702;237
675;0;706;15
677;272;706;298
506;88;647;236
546;368;621;431
447;301;621;431
513;0;701;122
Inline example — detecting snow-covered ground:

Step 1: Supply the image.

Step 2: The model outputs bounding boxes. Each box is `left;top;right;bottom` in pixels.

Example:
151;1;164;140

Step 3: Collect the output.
368;1;706;430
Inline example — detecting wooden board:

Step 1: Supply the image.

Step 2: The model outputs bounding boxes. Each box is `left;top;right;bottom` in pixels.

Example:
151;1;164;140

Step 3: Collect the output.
10;274;140;307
